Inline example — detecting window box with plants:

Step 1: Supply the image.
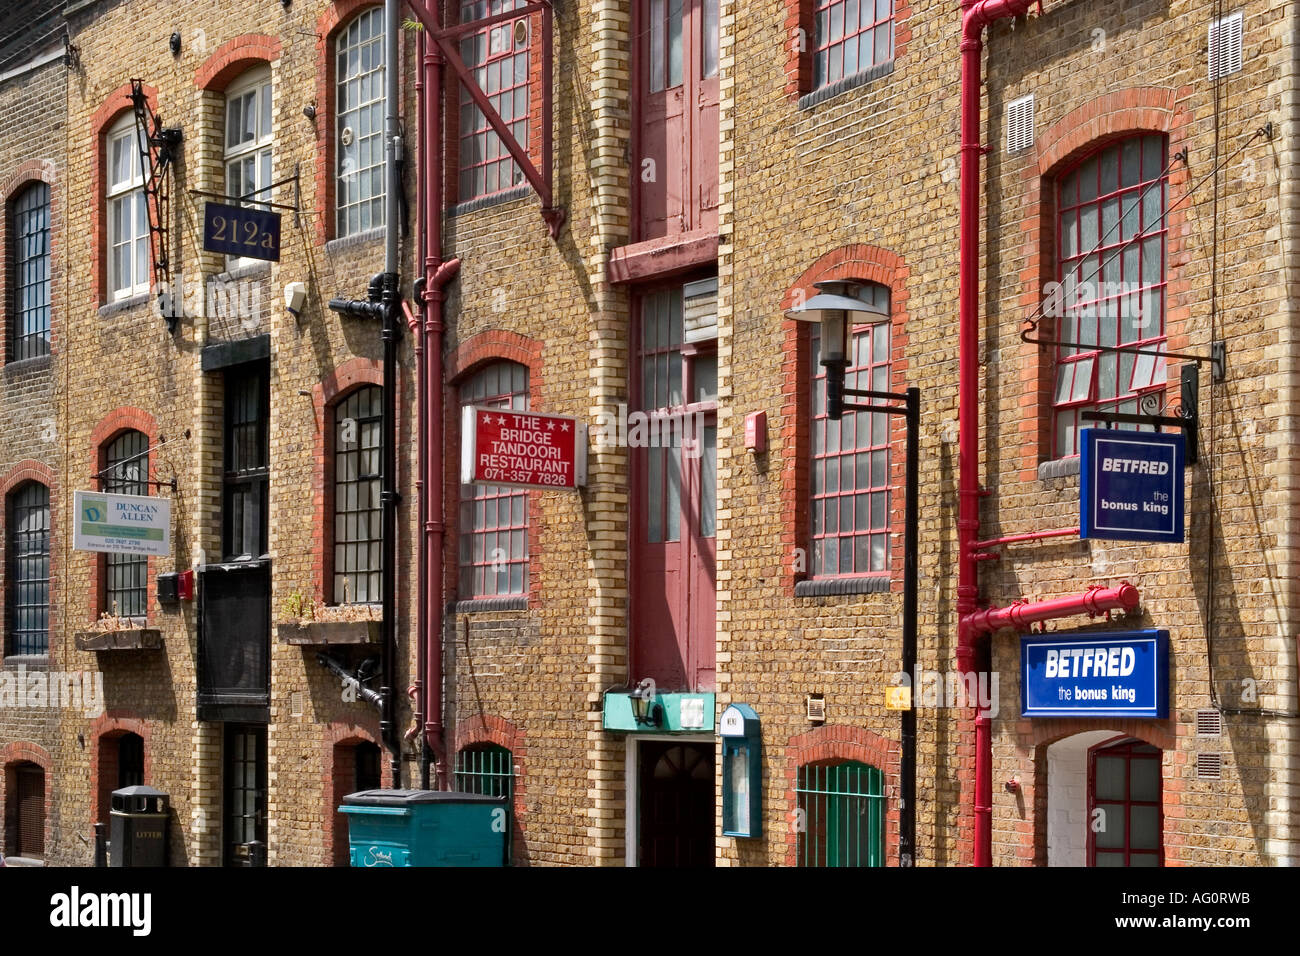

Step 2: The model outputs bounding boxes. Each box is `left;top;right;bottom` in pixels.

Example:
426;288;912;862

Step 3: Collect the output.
74;611;162;652
276;590;382;646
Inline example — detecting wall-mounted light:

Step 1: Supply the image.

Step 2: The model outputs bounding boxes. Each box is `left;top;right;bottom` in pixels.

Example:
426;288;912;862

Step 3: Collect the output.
302;103;317;121
629;678;662;727
284;281;307;322
169;32;181;57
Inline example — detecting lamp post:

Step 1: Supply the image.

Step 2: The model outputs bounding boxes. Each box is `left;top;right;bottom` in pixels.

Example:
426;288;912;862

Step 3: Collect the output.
787;282;920;867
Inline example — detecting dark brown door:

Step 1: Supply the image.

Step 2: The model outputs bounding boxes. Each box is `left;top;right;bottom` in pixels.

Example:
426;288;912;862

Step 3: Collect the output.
224;724;268;866
16;765;44;859
638;741;714;867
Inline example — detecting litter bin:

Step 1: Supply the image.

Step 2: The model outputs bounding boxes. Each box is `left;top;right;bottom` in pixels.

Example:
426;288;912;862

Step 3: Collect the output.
339;789;507;867
109;785;169;867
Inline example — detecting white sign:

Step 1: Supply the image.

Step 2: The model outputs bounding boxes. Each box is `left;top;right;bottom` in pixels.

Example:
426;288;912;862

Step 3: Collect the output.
719;705;746;736
679;696;705;729
73;490;172;557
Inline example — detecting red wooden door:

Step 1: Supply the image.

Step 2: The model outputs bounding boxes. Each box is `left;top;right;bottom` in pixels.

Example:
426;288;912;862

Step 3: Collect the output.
631;286;717;691
635;0;720;241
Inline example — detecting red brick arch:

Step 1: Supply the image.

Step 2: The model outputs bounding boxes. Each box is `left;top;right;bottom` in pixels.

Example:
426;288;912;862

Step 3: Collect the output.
194;34;282;91
88;713;152;824
0;162;61;364
86;408;161;623
445;330;546;608
311;358;384;604
1015;86;1195;474
456;715;528;864
322;721;388;865
2;741;52;857
784;724;900;866
90;82;158;306
779;244;912;593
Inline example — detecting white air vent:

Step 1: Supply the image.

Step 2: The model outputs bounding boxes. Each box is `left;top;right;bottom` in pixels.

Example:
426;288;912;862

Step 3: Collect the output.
290;691;305;719
1197;752;1223;780
806;694;826;723
1196;708;1222;737
1208;12;1243;81
1006;94;1035;153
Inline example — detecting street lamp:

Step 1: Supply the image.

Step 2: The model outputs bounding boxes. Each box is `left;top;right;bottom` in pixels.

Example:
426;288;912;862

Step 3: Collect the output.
785;280;889;421
629;678;662;727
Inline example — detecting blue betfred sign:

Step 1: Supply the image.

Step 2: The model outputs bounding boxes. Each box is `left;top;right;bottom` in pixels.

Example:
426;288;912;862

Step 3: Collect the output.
1080;428;1184;542
1021;630;1169;718
203;201;281;262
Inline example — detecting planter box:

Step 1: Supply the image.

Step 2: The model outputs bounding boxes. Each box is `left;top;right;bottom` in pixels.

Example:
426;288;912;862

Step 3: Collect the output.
277;620;382;646
74;629;163;652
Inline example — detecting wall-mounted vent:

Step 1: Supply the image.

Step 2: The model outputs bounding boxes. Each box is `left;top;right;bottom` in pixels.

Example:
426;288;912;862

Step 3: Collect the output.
290;691;305;719
1197;752;1223;780
1196;708;1222;737
1208;12;1243;81
806;693;826;723
1006;94;1035;153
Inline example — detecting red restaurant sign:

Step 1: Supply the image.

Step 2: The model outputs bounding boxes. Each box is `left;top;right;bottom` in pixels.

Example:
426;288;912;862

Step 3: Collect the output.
460;406;588;490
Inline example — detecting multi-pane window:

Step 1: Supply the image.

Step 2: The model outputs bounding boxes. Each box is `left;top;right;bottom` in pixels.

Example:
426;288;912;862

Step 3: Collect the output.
814;0;894;88
103;430;149;619
1089;738;1162;867
224;364;269;560
11;182;51;360
333;386;382;604
795;760;885;867
1053;134;1169;457
106;113;149;299
7;482;50;656
225;68;273;267
458;0;530;200
459;361;528;598
336;7;386;236
810;282;890;577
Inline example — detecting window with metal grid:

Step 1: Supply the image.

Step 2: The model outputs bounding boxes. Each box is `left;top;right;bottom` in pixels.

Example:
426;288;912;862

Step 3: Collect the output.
224;364;269;560
7;482;50;656
10;182;51;361
333;385;382;604
795;760;885;867
1088;737;1162;867
459;361;529;598
810;282;891;577
336;7;386;236
103;429;149;619
458;0;530;200
814;0;893;89
1053;134;1169;458
454;743;514;864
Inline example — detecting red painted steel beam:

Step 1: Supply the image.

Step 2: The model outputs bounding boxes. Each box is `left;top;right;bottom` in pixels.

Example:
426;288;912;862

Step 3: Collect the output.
962;582;1141;638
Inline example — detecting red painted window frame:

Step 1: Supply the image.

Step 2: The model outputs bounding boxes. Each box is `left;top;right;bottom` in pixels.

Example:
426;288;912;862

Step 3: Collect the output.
809;284;891;579
457;360;530;599
1052;133;1170;458
813;0;894;88
1086;735;1164;867
456;0;533;202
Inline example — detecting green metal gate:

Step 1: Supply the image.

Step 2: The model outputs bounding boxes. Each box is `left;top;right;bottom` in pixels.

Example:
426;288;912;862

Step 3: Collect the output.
454;744;515;864
795;761;885;867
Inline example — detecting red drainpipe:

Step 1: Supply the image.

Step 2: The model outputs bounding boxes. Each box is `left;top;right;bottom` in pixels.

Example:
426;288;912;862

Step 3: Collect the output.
416;21;461;788
956;0;1141;866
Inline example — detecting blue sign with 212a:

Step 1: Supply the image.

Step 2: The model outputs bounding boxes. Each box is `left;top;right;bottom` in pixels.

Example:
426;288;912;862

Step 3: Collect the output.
1080;428;1184;542
203;201;281;262
1021;629;1169;718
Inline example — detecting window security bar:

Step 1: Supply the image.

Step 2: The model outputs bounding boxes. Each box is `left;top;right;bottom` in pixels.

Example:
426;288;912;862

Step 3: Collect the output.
89;432;189;492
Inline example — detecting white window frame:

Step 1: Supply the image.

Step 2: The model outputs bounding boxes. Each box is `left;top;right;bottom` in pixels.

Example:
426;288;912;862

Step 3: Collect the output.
106;113;149;301
224;66;274;270
335;7;386;237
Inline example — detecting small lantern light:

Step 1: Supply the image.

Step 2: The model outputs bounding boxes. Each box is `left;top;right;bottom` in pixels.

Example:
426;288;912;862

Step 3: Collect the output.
629;678;661;727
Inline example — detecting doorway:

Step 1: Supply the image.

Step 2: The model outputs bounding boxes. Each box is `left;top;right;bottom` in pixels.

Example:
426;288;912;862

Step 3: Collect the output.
223;723;267;866
636;739;714;867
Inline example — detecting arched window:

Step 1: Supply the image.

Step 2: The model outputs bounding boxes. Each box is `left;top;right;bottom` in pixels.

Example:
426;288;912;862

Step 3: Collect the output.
1052;134;1169;457
10;181;51;360
103;430;149;619
224;66;273;268
105;112;149;300
335;7;386;236
458;361;529;598
1088;737;1163;867
810;281;890;577
6;482;50;656
333;385;382;604
795;759;884;866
